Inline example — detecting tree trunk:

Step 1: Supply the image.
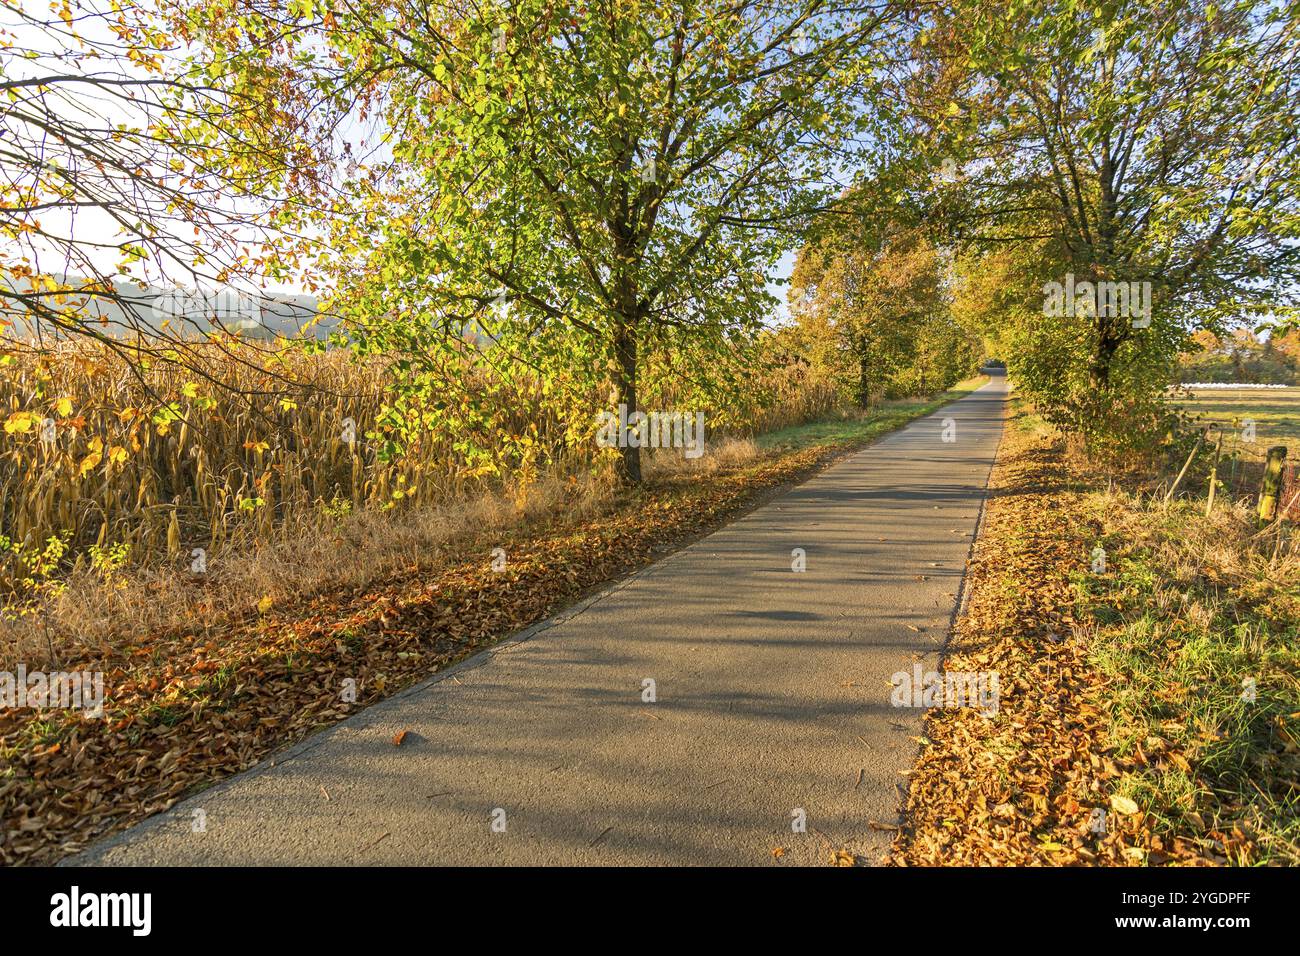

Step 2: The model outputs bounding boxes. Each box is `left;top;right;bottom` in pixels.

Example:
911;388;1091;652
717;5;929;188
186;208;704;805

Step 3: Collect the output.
1089;314;1122;391
856;349;872;408
612;322;641;484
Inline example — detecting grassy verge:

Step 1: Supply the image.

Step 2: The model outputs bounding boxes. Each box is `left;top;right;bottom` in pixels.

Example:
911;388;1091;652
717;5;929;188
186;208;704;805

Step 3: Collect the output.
0;377;985;865
758;376;989;451
891;403;1299;866
1078;480;1300;864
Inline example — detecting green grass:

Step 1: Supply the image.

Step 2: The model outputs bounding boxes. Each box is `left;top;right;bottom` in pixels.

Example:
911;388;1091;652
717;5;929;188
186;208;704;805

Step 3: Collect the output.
1077;491;1300;864
1174;386;1300;460
757;375;989;452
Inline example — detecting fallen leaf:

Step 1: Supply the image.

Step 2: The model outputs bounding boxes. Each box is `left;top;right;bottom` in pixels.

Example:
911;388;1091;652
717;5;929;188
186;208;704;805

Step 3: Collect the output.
1110;795;1140;816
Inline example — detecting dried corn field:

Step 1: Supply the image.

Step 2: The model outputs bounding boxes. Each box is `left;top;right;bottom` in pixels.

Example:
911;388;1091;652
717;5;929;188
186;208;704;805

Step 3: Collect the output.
0;340;598;595
0;337;842;662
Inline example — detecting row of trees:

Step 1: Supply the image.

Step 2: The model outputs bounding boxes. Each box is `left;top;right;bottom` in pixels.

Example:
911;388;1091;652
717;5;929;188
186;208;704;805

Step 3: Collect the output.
7;0;934;482
786;223;980;404
6;0;1298;480
796;0;1300;459
1178;328;1300;385
922;0;1300;454
656;0;1300;457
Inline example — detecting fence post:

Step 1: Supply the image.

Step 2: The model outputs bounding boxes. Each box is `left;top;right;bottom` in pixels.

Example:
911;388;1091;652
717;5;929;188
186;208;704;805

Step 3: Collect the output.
1165;429;1206;505
1205;430;1223;517
1258;445;1288;522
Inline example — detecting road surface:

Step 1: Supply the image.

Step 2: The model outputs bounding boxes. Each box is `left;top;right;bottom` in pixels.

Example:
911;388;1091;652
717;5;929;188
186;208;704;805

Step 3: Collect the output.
73;373;1007;866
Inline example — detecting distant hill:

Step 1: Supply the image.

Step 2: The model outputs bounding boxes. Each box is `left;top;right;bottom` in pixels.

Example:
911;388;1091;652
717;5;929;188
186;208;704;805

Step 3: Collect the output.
0;272;336;342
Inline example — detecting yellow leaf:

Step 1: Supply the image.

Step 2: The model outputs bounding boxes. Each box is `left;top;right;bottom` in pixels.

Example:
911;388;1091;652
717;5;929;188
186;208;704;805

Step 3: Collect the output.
256;595;274;615
78;452;102;476
1110;795;1140;815
4;411;37;434
108;445;129;466
55;397;73;417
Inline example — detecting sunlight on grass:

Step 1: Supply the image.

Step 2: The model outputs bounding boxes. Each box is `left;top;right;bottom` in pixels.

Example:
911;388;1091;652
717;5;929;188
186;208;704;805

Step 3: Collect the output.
1175;386;1300;459
757;376;988;452
1080;490;1300;864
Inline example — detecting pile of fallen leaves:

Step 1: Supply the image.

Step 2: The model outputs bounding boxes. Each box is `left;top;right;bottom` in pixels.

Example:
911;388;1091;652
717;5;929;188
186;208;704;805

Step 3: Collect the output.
888;416;1229;866
1;434;873;865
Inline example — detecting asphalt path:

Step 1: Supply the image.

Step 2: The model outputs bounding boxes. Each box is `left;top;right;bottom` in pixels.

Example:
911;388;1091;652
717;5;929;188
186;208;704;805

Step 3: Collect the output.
73;372;1008;866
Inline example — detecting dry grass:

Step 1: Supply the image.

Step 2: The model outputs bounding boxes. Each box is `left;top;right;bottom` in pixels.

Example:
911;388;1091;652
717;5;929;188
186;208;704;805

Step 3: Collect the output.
641;435;761;477
0;434;774;670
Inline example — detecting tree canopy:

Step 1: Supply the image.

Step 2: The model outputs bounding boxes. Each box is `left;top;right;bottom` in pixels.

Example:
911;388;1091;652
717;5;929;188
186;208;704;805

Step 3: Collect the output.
180;0;921;478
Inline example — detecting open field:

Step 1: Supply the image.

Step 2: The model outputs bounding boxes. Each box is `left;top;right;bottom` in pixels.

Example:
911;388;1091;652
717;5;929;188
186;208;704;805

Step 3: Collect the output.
1174;386;1300;460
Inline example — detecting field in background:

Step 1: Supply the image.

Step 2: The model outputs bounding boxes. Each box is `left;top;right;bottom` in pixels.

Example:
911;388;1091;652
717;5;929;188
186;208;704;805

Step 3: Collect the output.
1175;386;1300;460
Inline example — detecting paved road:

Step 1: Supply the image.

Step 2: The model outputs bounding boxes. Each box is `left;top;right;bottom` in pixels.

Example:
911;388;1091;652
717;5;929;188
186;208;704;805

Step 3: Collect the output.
73;373;1007;866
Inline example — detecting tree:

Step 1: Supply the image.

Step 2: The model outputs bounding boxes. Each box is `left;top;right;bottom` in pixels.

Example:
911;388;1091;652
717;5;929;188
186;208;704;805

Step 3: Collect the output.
1175;326;1300;384
914;0;1300;443
190;0;915;481
791;221;976;405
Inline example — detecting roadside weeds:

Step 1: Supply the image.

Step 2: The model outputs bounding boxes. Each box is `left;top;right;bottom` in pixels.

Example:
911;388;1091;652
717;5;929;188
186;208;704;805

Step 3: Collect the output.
890;408;1299;866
